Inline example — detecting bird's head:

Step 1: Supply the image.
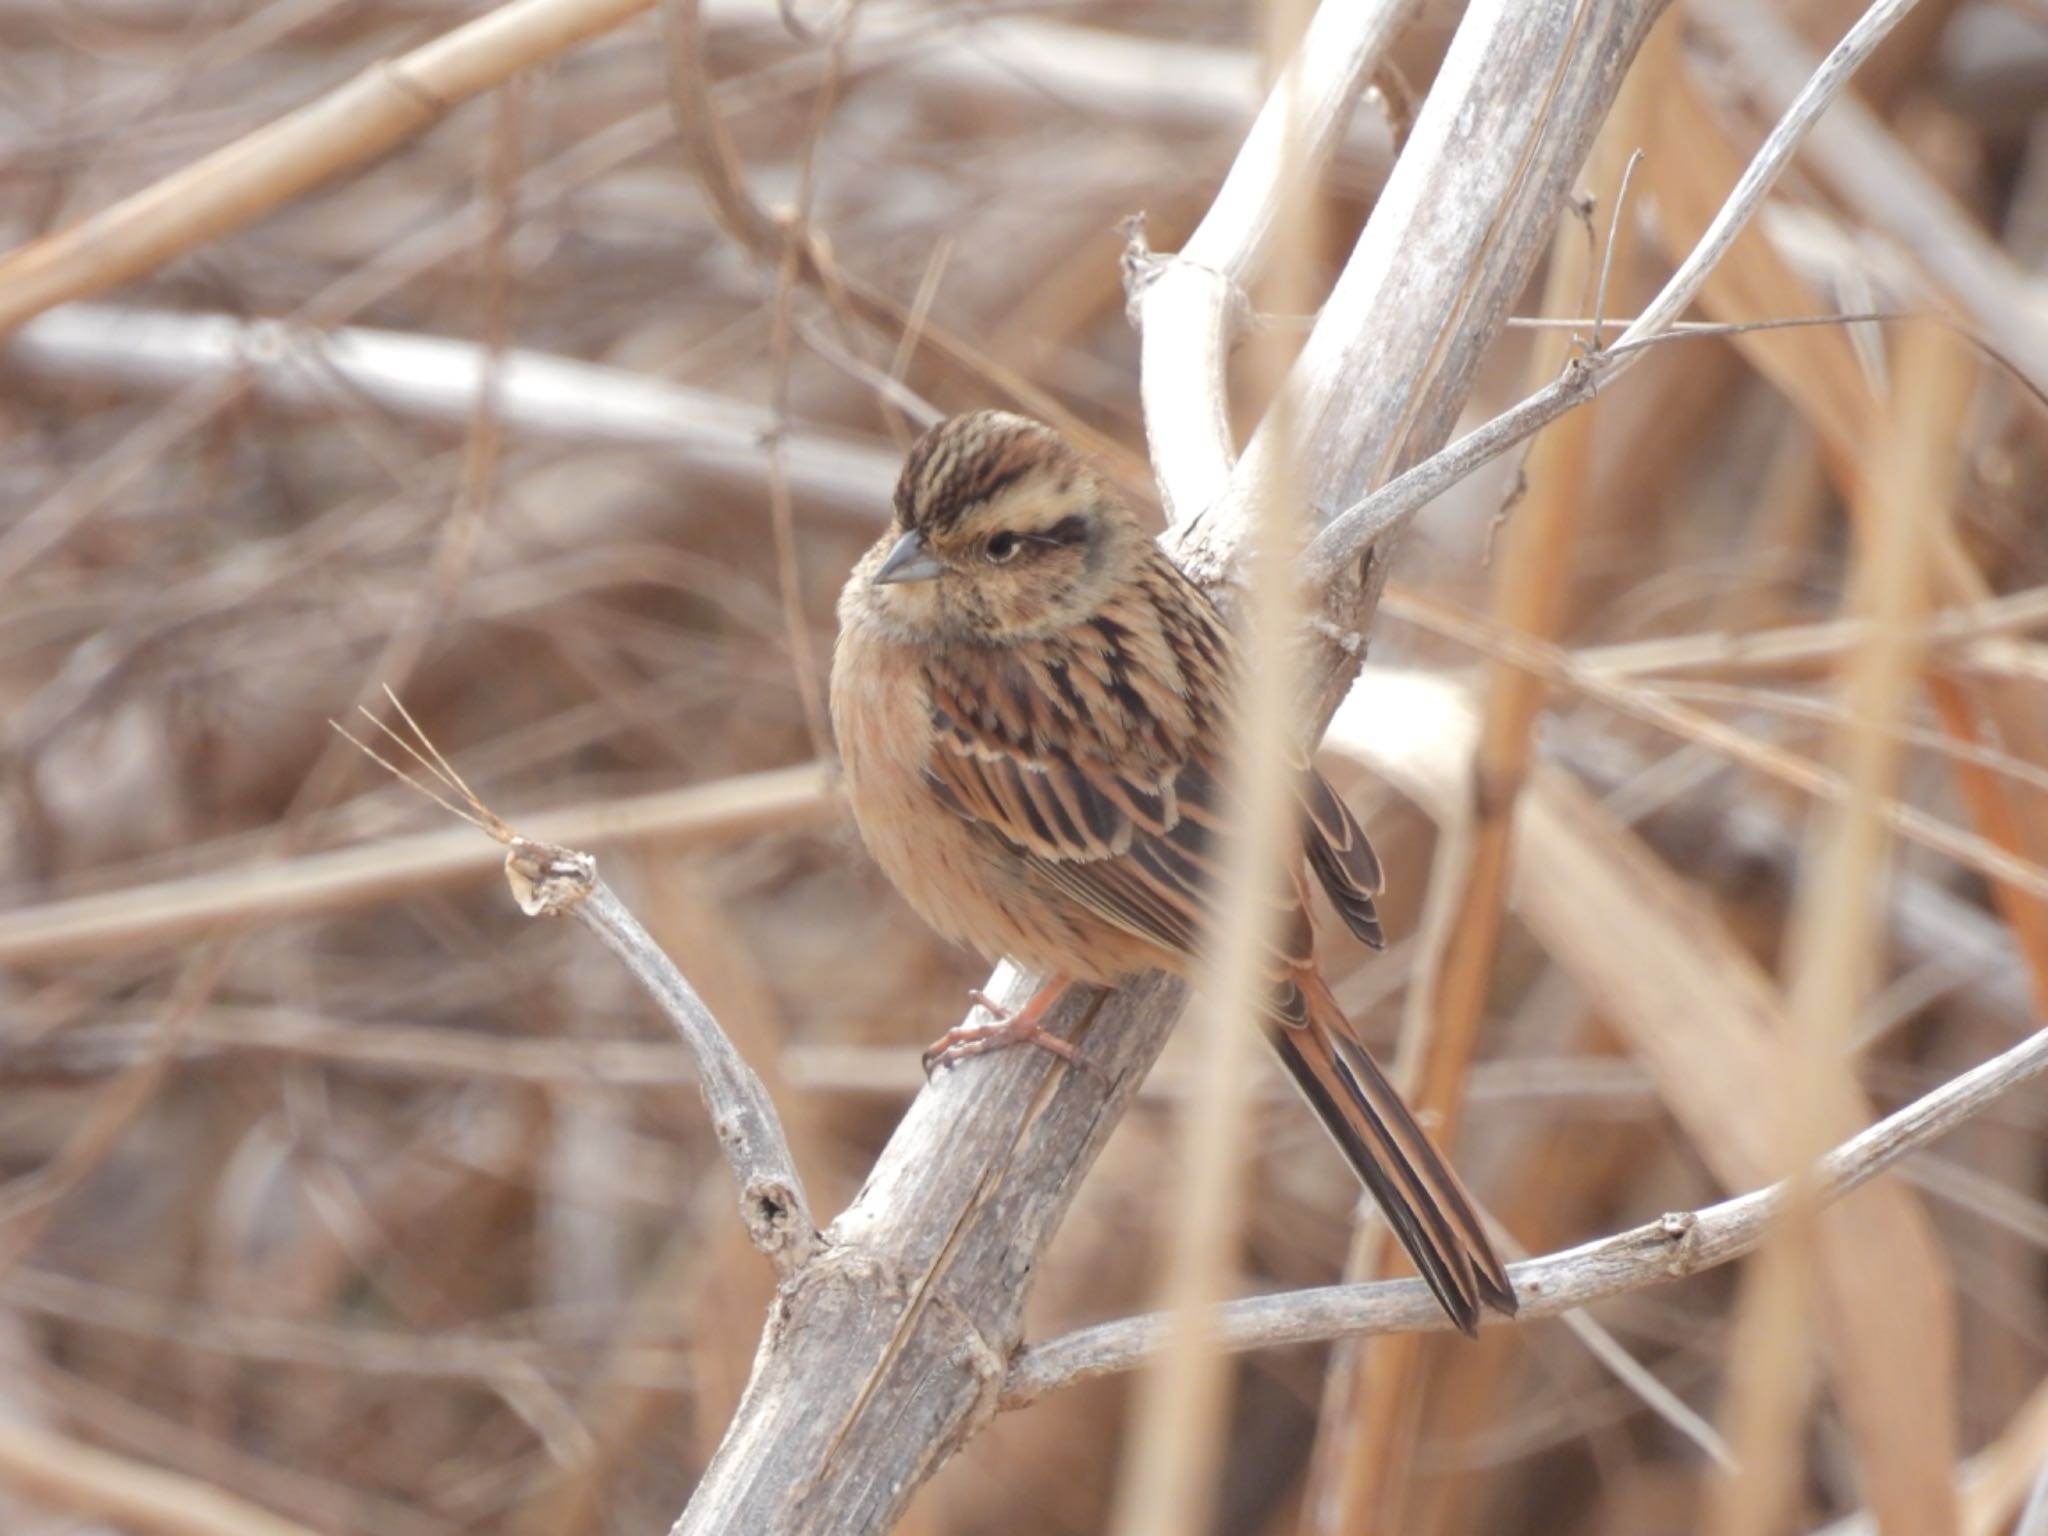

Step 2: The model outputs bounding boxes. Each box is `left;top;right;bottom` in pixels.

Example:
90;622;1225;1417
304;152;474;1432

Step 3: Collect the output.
850;412;1144;643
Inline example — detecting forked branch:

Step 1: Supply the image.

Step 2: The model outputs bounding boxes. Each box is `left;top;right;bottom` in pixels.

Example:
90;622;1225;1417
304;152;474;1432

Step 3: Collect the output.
338;698;819;1274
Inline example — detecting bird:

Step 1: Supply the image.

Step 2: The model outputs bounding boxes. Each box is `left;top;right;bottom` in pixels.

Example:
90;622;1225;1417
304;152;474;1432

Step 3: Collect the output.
829;409;1516;1335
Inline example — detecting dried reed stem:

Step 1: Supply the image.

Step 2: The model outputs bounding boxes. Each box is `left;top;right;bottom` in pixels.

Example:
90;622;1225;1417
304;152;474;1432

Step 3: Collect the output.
1107;3;1321;1526
0;0;659;337
0;1420;324;1536
0;764;831;966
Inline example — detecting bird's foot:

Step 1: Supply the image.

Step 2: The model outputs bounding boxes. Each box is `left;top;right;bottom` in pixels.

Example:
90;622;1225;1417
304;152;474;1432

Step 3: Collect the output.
922;978;1100;1076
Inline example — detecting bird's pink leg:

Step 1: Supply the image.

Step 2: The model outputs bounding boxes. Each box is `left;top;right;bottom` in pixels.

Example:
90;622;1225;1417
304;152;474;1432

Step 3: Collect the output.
922;974;1099;1075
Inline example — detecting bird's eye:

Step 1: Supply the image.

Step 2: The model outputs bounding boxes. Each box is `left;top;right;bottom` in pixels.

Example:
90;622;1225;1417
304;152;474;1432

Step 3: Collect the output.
985;532;1021;563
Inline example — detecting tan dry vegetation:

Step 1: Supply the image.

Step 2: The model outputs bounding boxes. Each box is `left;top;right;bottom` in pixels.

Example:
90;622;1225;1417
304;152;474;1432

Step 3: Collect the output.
0;0;2045;1533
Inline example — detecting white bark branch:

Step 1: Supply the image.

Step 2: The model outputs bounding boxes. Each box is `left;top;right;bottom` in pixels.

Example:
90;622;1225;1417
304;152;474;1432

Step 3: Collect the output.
1128;0;1416;521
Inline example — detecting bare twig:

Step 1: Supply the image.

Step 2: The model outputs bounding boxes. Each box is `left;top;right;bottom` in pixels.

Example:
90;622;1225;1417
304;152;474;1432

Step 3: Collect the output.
1302;0;1929;590
507;843;820;1271
1001;1000;2048;1406
1693;0;2048;396
344;704;822;1274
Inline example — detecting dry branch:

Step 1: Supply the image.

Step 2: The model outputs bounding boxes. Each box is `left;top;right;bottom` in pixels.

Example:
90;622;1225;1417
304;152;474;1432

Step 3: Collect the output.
9;0;2040;1526
1303;0;1930;590
342;698;822;1276
1002;989;2048;1404
505;839;819;1271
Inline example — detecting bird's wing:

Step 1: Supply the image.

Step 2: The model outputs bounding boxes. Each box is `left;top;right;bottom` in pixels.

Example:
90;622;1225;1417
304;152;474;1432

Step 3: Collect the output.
920;610;1216;963
919;559;1313;969
923;558;1386;967
1301;765;1385;949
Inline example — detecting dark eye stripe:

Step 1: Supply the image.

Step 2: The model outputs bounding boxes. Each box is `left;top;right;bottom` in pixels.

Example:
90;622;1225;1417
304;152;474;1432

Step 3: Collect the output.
1001;515;1090;554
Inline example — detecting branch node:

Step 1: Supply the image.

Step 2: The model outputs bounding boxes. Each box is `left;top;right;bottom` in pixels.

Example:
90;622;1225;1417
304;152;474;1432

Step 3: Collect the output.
1118;214;1250;340
744;1178;825;1272
801;1244;913;1304
504;839;596;917
376;60;452;121
935;1293;1011;1437
1304;612;1370;657
1657;1209;1702;1274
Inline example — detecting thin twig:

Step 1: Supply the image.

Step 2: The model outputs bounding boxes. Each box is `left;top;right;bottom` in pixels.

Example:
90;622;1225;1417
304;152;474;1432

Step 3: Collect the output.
343;701;822;1273
1002;1003;2048;1405
1692;0;2048;396
1590;148;1645;352
511;848;820;1270
1303;0;1928;589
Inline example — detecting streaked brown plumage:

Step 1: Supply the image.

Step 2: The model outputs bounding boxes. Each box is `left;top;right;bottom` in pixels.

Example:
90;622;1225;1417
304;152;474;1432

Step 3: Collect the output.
830;410;1516;1334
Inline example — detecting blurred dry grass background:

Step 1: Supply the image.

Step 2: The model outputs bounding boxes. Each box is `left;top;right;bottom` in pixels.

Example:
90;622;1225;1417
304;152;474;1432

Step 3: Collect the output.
1;0;2046;1532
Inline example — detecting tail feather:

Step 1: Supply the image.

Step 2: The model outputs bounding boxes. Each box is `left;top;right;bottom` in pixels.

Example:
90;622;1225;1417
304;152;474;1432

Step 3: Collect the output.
1270;972;1517;1335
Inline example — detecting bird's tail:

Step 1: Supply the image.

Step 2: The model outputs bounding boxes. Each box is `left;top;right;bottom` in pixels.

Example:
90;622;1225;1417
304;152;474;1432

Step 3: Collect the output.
1268;969;1517;1335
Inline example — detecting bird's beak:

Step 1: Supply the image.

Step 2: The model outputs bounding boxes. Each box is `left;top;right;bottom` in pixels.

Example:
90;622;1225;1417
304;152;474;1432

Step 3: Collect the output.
872;528;944;586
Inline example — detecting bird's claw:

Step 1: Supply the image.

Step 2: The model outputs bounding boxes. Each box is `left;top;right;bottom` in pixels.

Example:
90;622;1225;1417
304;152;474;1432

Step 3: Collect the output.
921;989;1102;1077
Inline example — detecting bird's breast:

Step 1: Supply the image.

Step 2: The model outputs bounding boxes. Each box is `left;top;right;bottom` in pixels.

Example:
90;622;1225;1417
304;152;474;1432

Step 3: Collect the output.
829;616;1140;983
831;619;998;942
